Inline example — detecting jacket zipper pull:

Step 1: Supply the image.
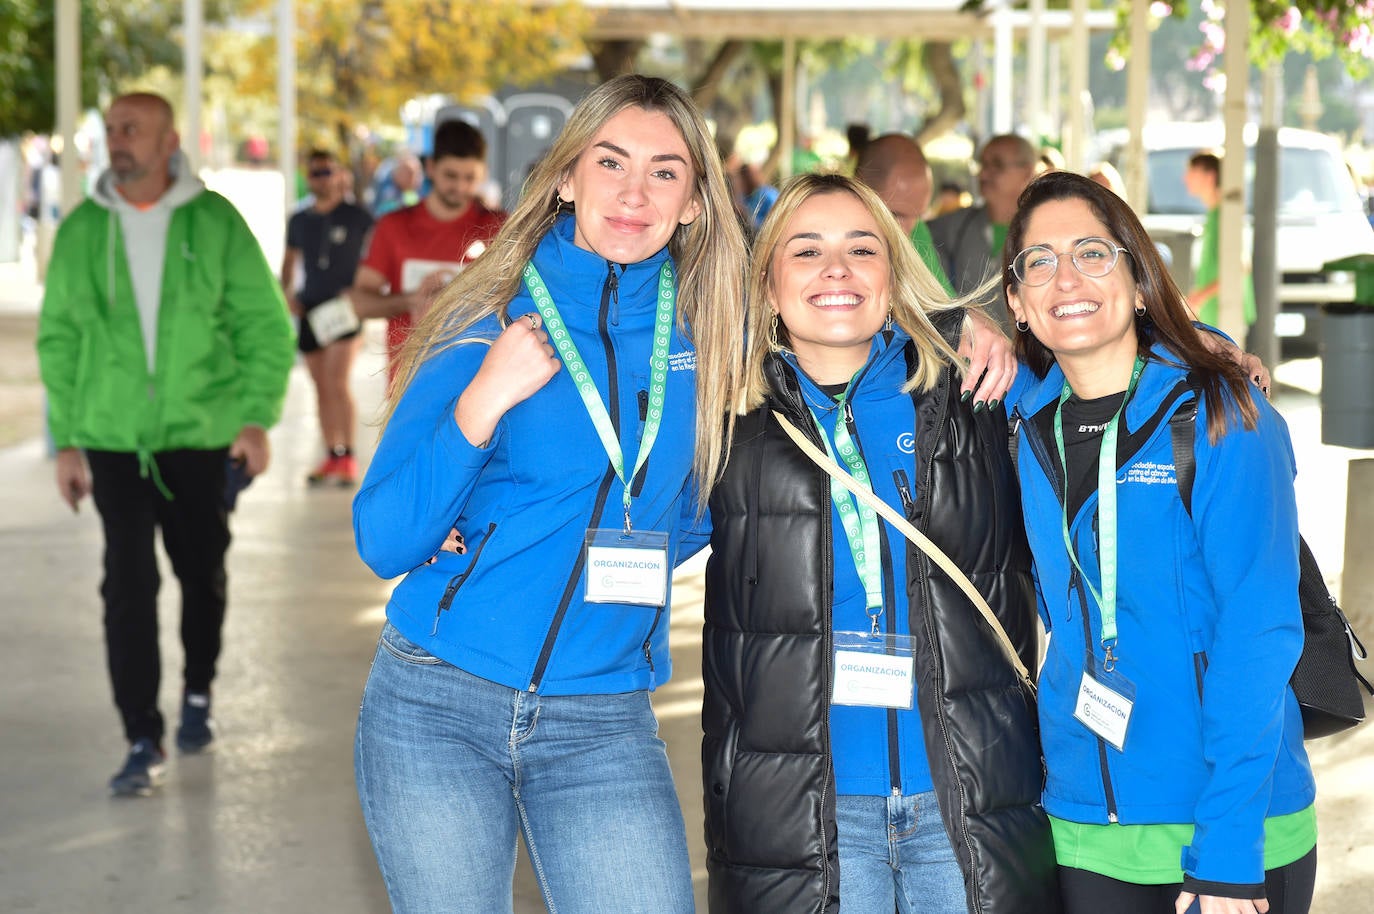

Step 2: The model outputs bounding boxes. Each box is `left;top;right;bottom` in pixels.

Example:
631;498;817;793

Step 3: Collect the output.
893;469;914;515
606;262;620;325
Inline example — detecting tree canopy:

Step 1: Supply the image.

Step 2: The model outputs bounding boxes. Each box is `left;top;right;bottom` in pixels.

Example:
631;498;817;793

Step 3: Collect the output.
235;0;588;151
0;0;218;136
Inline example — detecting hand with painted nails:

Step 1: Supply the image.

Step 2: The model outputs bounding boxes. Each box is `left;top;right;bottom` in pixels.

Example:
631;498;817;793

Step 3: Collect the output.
957;309;1018;406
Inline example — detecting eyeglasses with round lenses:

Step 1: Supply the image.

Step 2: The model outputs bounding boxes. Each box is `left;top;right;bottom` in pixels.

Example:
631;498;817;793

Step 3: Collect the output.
1011;237;1129;287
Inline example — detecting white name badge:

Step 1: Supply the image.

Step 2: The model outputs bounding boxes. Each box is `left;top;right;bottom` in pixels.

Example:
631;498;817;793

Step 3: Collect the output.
584;529;669;606
1074;669;1136;751
305;295;361;346
832;636;915;710
400;258;465;293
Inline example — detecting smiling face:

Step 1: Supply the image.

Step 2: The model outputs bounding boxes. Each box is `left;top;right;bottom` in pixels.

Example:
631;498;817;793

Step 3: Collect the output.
557;106;702;265
769;190;892;384
1007;196;1141;377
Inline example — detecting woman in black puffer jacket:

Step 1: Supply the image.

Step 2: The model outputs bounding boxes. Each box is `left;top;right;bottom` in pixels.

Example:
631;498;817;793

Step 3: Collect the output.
702;174;1058;914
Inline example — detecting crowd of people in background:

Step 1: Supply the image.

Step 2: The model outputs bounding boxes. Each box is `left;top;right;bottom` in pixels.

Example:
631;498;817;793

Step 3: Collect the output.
32;77;1313;914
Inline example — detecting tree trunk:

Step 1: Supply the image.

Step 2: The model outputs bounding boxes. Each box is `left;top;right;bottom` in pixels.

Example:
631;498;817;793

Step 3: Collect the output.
915;41;966;146
761;69;785;182
589;40;644;80
691;40;746;111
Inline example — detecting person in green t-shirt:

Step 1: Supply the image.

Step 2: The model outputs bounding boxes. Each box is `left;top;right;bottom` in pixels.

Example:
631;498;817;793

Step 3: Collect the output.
1185;150;1257;328
854;133;955;294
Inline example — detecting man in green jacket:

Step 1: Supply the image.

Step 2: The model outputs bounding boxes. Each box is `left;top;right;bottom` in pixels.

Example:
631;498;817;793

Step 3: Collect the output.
36;92;295;796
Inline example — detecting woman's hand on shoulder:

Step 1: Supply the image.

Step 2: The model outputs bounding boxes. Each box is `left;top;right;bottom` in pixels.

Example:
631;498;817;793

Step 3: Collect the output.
453;313;561;446
1194;327;1271;396
958;310;1018;410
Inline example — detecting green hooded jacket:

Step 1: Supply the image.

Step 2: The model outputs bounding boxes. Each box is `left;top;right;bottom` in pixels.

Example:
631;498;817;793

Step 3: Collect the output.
37;158;295;462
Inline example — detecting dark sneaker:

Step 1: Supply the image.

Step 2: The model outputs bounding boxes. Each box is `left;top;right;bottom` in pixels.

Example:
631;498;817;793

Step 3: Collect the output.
109;739;167;797
175;692;215;753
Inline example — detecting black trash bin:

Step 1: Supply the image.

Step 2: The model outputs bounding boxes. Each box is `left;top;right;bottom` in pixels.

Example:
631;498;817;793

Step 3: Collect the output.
1319;254;1374;448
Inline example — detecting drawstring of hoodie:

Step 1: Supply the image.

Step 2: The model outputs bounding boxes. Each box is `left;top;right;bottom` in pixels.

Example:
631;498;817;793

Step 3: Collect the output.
138;449;175;501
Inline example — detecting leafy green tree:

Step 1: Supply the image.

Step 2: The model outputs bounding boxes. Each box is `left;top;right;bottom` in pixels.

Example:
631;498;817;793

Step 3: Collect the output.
0;0;232;137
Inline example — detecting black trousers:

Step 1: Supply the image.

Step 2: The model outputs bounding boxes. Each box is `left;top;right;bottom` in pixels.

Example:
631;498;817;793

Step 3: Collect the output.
1060;847;1317;914
87;448;230;745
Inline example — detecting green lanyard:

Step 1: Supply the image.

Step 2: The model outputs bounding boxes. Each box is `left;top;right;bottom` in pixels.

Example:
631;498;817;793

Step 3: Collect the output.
811;384;885;634
1053;356;1144;671
521;260;675;534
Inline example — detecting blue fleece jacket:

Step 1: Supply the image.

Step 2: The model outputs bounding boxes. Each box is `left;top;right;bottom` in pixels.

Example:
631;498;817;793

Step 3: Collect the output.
791;330;934;797
1009;344;1315;886
353;215;708;696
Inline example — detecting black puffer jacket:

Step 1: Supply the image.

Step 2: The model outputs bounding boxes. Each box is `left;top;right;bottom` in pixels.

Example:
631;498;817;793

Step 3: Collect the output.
702;347;1060;914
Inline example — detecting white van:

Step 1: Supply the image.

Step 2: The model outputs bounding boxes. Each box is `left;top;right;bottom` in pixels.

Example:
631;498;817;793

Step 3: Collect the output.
1105;123;1374;348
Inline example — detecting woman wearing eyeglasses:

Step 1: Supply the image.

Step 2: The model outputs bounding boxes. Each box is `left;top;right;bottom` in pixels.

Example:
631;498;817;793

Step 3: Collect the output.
1004;171;1316;914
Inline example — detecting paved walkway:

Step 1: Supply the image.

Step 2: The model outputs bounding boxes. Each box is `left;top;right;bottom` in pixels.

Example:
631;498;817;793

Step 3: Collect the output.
0;310;1369;912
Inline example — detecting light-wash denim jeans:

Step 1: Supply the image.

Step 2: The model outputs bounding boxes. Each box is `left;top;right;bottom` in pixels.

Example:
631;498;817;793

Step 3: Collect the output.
835;790;965;914
355;623;694;914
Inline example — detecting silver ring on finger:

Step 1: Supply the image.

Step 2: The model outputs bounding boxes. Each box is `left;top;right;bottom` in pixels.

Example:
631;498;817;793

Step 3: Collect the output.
526;313;541;331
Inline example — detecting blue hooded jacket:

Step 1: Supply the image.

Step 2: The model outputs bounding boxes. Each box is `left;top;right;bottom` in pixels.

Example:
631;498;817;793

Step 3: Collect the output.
788;329;935;797
1010;343;1315;886
353;215;707;696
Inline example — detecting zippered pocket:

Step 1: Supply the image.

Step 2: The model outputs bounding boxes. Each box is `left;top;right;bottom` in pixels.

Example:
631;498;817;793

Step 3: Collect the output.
431;521;497;635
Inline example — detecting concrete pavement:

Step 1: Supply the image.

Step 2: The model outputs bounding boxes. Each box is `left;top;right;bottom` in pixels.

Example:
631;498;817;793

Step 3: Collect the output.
0;325;712;912
0;311;1370;911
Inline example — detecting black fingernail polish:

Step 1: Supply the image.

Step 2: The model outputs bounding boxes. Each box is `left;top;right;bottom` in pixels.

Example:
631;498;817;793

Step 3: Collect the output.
973;401;986;414
961;390;973;403
989;398;1000;411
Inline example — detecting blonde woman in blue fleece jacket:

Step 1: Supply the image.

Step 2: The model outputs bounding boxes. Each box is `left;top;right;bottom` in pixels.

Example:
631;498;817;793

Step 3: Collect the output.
350;75;748;913
1005;171;1316;914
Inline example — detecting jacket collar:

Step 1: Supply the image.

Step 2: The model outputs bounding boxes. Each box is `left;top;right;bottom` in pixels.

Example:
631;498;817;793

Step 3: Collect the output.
530;213;674;315
1016;340;1192;432
768;326;913;408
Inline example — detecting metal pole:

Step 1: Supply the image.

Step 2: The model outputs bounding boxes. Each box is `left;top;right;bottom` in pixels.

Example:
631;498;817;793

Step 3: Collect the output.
992;2;1013;134
1063;0;1089;171
1026;0;1046;144
1124;0;1151;212
56;0;82;216
1253;64;1283;370
183;0;203;173
1218;0;1249;341
277;0;296;214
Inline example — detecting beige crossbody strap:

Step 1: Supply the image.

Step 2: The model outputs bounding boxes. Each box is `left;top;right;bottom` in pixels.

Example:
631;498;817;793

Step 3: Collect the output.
773;410;1032;685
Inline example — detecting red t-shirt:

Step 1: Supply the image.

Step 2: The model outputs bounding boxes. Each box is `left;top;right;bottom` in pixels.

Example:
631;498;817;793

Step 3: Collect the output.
360;199;506;366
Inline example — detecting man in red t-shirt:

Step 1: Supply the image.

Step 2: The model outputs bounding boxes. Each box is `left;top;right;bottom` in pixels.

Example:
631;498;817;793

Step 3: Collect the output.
350;119;506;376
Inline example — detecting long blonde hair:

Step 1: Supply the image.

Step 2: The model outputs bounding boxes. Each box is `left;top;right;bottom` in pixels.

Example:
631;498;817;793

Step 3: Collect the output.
742;173;983;410
383;75;747;495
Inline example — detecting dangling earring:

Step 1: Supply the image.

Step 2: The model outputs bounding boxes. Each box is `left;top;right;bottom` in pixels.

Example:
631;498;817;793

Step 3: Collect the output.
1015;319;1029;333
1134;303;1147;317
767;313;783;351
884;310;894;332
555;192;573;213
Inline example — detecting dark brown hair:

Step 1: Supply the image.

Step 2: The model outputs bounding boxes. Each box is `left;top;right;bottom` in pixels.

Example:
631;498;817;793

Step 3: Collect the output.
1003;170;1257;441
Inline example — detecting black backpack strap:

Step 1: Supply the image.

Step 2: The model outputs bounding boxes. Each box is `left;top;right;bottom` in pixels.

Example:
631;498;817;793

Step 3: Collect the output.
1169;374;1203;516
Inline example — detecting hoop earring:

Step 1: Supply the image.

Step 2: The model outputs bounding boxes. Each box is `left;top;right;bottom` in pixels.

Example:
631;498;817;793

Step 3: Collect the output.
1015;319;1029;333
767;312;783;351
1134;303;1147;317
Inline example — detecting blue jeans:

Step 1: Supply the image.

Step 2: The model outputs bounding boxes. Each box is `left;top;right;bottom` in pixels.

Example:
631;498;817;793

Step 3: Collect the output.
835;791;965;914
355;623;694;914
